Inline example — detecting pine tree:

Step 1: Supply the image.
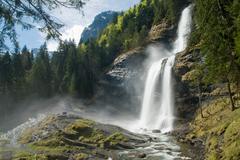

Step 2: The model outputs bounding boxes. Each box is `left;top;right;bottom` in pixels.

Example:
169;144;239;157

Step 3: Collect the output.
52;41;69;93
0;52;12;94
12;53;25;97
28;43;52;97
193;0;240;110
21;45;33;71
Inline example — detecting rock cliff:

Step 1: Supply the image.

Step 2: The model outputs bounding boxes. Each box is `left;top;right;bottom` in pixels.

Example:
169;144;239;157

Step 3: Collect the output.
173;49;200;120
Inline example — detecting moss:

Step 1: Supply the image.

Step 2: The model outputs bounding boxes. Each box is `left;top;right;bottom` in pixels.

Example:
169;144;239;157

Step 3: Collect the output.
15;116;132;159
18;116;58;144
222;140;240;160
222;119;240;160
101;132;128;149
78;129;105;144
210;122;230;136
13;152;48;160
73;153;88;160
13;145;85;160
224;119;240;143
187;97;240;160
33;135;66;147
207;152;218;160
29;145;81;153
206;136;218;160
64;119;94;137
182;69;198;82
106;132;127;143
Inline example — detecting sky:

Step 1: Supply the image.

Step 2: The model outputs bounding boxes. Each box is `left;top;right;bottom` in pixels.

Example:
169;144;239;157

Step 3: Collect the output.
16;0;140;52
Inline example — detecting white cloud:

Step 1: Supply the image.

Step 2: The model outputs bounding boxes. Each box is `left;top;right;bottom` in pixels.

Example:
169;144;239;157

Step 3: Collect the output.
47;40;59;52
61;25;84;43
47;25;84;51
45;0;140;51
17;1;140;51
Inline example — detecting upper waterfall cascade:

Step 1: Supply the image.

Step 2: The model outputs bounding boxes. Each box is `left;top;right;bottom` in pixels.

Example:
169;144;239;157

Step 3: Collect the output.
139;5;192;133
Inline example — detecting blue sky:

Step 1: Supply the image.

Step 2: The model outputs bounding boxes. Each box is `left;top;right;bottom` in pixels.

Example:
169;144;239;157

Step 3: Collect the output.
16;0;140;51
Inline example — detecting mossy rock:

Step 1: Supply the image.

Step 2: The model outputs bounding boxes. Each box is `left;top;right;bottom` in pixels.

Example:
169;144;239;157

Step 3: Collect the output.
73;153;88;160
222;119;240;160
222;140;240;160
32;135;66;147
187;97;240;160
13;152;49;160
13;115;142;160
64;119;94;137
78;129;105;144
206;136;219;160
18;116;58;144
101;132;128;149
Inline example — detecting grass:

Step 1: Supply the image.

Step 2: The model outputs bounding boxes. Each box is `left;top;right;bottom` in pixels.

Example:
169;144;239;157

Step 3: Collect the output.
187;97;240;160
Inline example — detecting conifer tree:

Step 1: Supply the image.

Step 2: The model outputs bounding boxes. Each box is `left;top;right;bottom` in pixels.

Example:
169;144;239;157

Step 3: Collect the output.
28;43;52;97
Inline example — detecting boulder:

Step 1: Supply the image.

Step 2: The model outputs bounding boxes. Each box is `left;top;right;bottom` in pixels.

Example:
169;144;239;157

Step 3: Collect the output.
152;130;161;133
137;153;147;158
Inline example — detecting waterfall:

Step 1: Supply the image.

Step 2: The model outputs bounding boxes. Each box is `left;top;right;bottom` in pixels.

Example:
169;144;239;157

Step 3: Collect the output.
139;5;192;133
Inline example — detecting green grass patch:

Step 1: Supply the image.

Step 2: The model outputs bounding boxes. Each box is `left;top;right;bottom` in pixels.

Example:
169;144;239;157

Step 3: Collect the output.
187;97;240;160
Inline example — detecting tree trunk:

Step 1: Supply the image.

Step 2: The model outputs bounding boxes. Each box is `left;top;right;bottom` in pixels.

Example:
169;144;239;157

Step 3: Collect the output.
227;80;235;111
237;80;240;108
198;80;204;118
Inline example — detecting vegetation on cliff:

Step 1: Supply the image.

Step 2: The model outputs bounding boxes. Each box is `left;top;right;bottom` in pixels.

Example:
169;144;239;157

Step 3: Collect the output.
186;97;240;160
178;1;240;159
190;0;240;110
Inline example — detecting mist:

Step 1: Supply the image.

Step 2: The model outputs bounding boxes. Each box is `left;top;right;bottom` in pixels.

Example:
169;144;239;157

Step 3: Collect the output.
0;42;170;135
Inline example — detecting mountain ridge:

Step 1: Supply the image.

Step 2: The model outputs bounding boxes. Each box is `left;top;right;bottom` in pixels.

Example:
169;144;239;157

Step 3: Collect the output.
80;11;119;43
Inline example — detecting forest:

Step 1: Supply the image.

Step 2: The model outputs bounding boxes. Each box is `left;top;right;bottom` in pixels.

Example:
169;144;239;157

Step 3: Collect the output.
1;0;240;109
1;0;240;115
0;0;186;106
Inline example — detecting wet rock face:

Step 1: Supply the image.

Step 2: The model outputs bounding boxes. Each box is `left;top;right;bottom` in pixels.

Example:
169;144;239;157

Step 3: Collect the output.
96;48;147;114
173;49;200;120
104;48;145;84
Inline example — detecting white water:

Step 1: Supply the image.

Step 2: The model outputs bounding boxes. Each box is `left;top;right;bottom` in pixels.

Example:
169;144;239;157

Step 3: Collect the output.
139;5;192;133
0;114;46;145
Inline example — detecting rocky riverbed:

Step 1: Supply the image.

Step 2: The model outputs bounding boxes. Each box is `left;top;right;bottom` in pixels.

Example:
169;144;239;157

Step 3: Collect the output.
0;113;196;160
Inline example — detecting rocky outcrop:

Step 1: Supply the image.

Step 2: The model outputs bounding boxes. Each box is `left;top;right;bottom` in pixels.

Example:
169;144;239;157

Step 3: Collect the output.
173;47;240;160
173;47;231;120
148;21;175;43
173;49;200;120
95;47;147;115
172;48;205;160
1;114;147;160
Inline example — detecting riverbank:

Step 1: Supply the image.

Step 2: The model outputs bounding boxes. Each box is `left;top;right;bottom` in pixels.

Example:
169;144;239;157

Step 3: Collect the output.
0;114;197;160
0;114;146;160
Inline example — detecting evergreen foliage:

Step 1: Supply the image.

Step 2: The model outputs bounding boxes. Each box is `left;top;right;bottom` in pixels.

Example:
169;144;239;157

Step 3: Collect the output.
0;0;86;51
190;0;240;110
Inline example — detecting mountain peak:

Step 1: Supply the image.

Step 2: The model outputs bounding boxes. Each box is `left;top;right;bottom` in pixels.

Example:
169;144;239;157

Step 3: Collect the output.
80;11;119;43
